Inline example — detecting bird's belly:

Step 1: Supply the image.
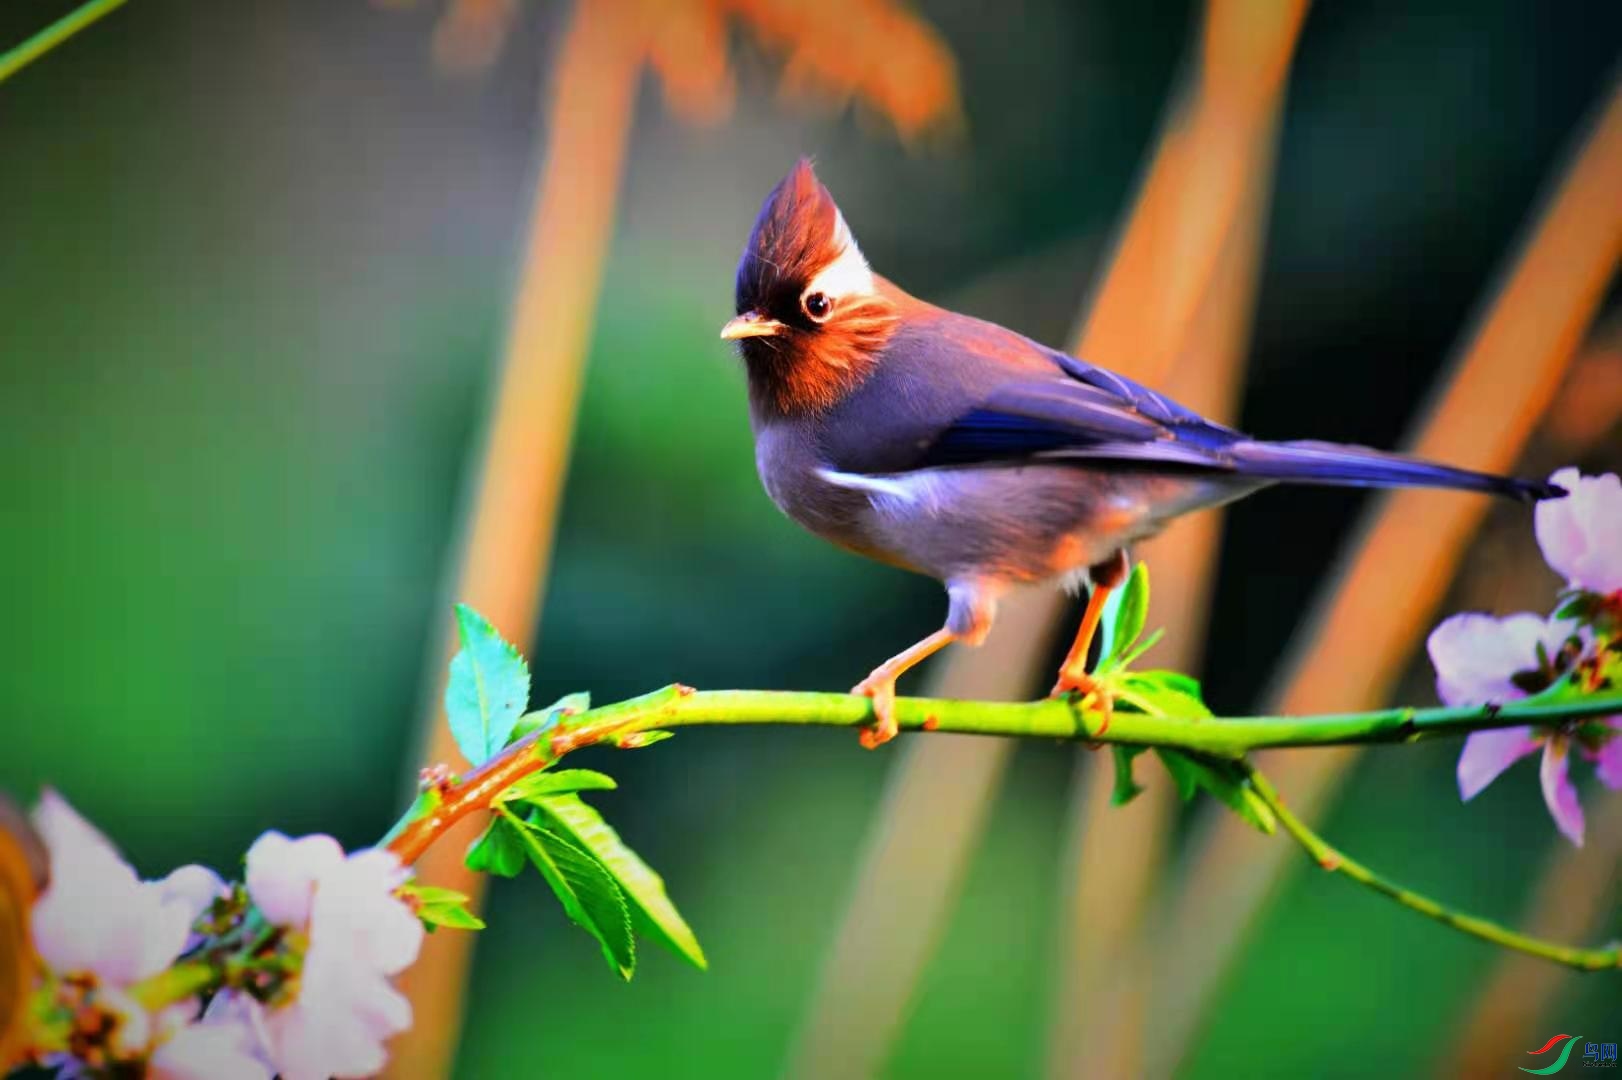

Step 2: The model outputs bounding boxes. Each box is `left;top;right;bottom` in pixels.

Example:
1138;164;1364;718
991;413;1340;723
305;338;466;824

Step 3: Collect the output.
754;426;919;570
819;464;1238;584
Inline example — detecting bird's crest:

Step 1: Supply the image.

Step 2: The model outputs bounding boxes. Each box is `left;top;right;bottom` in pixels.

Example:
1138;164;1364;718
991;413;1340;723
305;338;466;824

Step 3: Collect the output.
730;159;898;414
736;158;869;315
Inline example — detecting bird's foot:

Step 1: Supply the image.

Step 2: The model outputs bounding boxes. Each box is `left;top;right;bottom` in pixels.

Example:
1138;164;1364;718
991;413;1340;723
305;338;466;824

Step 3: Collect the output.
852;673;899;749
1050;666;1113;736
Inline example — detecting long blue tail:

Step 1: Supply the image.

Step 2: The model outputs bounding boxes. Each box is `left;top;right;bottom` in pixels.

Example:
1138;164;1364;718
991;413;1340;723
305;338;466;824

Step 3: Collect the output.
1228;439;1561;503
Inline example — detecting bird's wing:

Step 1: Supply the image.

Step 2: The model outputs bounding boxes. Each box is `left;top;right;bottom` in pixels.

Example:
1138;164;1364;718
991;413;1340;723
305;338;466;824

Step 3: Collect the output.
814;308;1244;475
909;344;1246;472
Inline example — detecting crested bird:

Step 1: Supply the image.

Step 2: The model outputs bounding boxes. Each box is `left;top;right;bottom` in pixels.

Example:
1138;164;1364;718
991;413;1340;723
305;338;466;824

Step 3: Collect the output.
722;159;1562;747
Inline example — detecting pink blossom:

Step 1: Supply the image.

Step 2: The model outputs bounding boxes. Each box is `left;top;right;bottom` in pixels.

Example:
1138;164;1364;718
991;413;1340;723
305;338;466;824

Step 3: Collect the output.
29;790;223;985
243;832;345;927
1535;468;1622;595
1426;612;1567;711
148;1005;271;1080
1429;612;1620;846
234;832;424;1080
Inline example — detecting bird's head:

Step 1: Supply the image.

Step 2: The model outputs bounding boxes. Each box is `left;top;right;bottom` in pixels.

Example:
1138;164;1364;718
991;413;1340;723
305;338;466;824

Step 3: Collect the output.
722;159;898;415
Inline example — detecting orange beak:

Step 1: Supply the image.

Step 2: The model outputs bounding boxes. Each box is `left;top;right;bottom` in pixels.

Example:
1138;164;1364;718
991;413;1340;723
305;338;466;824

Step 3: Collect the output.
720;310;784;340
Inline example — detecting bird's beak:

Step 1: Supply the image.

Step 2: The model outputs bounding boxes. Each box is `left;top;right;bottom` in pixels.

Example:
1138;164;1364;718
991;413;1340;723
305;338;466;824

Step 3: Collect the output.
720;311;784;340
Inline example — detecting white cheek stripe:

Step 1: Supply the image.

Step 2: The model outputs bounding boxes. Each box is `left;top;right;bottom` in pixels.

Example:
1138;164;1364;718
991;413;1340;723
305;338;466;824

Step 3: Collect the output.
805;210;875;301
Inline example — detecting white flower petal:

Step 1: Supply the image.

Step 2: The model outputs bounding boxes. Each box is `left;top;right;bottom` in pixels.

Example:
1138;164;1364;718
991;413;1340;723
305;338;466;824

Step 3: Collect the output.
1539;736;1586;846
245;832;344;928
1536;469;1622;595
157;865;226;920
150;1013;271;1080
1426;612;1570;706
1456;726;1540;800
246;840;423;1080
28;790;196;983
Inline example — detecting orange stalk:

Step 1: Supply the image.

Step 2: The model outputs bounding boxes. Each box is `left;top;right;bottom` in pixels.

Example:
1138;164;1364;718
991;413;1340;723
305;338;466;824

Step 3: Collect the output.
385;3;645;1076
789;5;1308;1073
1047;84;1291;1079
1441;322;1622;1073
1147;72;1622;1077
782;597;1057;1079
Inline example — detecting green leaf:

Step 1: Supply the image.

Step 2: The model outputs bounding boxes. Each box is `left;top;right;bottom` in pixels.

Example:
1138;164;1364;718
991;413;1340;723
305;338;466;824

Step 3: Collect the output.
465;815;527;878
422;903;486;932
1105;562;1150;664
445;604;531;765
527;794;707;971
504;810;635;979
1154;748;1274;834
510;691;592;743
498;769;618;803
400;884;487;932
1110;745;1146;806
1121;670;1213;720
1114;627;1165;671
402;884;475;905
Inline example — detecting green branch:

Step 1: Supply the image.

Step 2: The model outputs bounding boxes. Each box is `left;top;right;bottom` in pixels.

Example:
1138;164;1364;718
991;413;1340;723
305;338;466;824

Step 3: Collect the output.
0;0;128;86
632;686;1622;755
1244;764;1621;971
382;682;1621;973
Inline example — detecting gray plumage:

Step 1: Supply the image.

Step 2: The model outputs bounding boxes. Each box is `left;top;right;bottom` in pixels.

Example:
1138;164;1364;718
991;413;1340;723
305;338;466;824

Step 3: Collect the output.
723;159;1561;740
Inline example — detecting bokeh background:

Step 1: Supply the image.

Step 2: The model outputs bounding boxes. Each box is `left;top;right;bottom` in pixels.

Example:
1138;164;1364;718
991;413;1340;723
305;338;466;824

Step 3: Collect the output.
3;1;1620;1077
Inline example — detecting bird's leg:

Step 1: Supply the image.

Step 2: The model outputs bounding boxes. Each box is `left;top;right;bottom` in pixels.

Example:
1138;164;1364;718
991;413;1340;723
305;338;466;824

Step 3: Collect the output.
852;628;957;749
1050;550;1131;732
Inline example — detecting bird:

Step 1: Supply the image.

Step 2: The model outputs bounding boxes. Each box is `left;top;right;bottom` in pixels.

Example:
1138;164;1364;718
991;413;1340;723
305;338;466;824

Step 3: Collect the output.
721;159;1562;748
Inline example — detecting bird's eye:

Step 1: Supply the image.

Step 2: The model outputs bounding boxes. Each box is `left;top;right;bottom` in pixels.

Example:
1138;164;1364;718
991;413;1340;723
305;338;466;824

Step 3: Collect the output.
802;291;833;321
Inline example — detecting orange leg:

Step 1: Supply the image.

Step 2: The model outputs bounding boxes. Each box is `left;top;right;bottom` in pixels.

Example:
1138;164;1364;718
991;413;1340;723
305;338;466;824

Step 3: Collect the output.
1050;552;1130;733
852;628;958;749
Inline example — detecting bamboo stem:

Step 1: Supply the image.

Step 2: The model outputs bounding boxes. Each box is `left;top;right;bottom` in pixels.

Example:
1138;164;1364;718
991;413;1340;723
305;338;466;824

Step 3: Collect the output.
387;3;646;1076
1046;4;1306;1073
1148;70;1622;1076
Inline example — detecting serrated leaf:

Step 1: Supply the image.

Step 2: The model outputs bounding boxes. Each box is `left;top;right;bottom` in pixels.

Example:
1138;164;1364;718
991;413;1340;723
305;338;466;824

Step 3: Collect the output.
528;794;707;971
1110;745;1146;806
1154;748;1274;834
504;810;635;979
1105;562;1149;664
465;815;527;878
445;605;531;765
510;691;592;743
498;769;618;803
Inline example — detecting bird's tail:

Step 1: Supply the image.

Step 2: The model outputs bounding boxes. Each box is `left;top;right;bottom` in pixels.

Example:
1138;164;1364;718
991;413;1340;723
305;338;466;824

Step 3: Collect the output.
1228;439;1561;503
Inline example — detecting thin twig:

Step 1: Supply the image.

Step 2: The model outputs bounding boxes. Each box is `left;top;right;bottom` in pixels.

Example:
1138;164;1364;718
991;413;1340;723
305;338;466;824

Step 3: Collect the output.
0;0;128;86
1242;763;1621;971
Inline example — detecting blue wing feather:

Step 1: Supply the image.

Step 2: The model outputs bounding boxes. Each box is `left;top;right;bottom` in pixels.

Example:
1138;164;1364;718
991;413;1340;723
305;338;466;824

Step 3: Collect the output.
814;303;1552;503
913;350;1243;471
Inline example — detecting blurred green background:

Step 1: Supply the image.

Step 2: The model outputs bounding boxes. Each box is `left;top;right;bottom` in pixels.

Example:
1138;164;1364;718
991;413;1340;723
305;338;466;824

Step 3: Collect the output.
2;1;1619;1077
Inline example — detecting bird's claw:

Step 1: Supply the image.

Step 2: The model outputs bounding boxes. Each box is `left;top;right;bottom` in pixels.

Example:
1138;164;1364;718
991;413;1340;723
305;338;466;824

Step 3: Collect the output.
1050;667;1113;736
853;674;899;749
